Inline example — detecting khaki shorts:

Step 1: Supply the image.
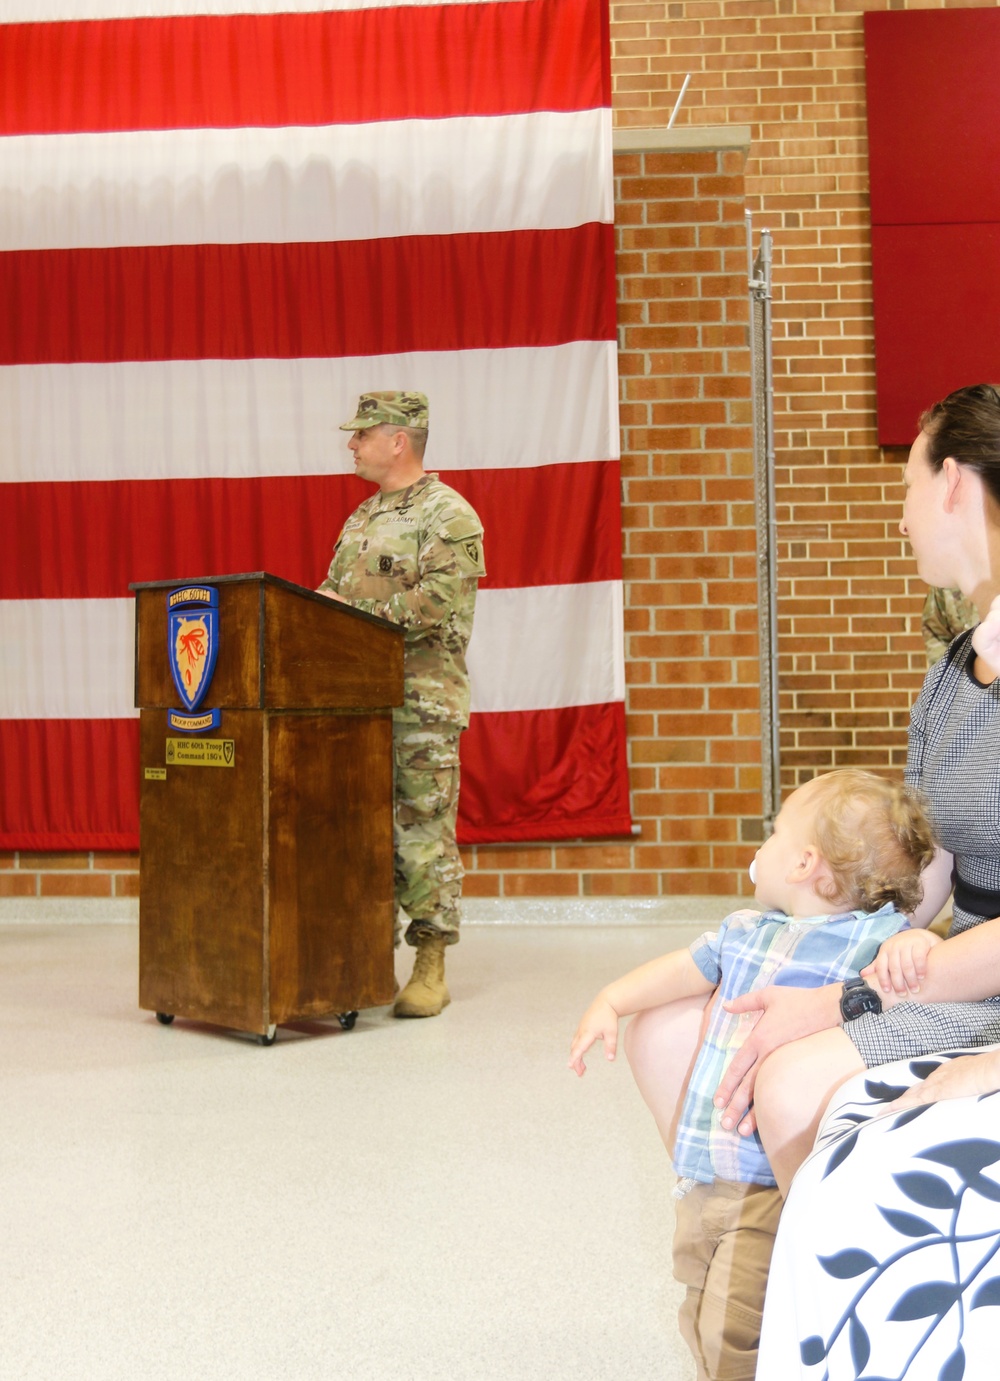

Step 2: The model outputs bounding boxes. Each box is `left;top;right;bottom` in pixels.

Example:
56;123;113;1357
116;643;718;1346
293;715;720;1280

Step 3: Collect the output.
672;1178;783;1381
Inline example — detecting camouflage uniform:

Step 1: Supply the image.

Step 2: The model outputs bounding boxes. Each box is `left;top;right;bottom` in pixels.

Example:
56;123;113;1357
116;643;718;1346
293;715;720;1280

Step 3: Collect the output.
319;395;484;948
921;586;977;666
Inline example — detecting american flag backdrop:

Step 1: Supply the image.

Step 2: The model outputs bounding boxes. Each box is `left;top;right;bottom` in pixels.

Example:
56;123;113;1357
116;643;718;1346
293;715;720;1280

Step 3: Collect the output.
0;0;631;850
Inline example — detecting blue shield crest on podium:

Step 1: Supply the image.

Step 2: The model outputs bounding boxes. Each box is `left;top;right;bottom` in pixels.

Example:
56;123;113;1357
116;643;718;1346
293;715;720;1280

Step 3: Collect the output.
167;587;220;712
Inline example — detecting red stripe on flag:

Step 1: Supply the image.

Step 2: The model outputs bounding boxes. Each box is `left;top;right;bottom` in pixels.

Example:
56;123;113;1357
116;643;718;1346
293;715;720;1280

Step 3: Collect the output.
0;703;630;851
0;0;608;135
0;462;622;599
458;701;632;843
0;719;141;851
0;228;616;365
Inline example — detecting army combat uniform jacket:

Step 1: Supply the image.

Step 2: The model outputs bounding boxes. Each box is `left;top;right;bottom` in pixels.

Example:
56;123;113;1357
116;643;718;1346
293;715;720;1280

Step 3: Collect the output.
319;473;486;730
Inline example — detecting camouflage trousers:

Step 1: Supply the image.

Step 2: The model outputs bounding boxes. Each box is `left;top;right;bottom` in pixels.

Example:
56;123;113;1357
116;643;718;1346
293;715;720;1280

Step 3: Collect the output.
393;723;463;948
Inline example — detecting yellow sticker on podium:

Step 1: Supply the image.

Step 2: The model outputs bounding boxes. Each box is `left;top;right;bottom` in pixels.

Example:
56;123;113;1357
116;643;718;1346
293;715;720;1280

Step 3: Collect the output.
165;737;235;767
144;767;168;781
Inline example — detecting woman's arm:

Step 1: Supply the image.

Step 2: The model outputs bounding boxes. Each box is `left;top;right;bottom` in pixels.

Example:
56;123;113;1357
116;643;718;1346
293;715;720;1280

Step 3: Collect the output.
714;911;1000;1126
569;949;714;1076
861;847;954;994
883;914;1000;1005
907;845;955;929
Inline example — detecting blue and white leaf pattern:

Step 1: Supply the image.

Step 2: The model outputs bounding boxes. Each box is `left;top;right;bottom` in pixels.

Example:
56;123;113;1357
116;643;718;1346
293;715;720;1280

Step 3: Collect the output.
819;1249;880;1280
919;1140;1000;1175
849;1313;870;1372
970;1277;1000;1309
774;1053;1000;1379
887;1282;963;1321
939;1345;966;1381
892;1170;959;1209
877;1206;939;1238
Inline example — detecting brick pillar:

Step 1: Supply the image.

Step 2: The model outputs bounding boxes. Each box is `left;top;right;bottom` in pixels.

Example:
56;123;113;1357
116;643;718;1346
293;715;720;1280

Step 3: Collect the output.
615;126;760;897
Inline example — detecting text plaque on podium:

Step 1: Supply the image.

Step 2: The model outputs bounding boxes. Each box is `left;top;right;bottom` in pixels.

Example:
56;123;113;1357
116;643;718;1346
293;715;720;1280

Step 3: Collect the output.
132;572;404;1040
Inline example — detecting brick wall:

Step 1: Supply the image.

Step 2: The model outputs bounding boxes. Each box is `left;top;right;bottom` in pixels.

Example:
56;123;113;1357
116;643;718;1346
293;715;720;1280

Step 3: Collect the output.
610;0;949;815
0;851;138;901
6;0;951;904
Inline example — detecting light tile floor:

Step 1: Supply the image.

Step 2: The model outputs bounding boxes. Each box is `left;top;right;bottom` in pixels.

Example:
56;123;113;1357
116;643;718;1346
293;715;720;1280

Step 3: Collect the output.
2;923;698;1381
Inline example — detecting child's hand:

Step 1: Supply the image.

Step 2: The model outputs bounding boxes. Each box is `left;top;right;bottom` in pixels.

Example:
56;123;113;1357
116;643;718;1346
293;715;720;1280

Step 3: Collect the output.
972;593;1000;677
568;995;620;1076
861;927;941;996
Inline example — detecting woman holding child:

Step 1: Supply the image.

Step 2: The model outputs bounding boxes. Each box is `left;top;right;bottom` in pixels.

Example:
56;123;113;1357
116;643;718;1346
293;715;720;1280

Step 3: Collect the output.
746;386;1000;1378
573;384;1000;1380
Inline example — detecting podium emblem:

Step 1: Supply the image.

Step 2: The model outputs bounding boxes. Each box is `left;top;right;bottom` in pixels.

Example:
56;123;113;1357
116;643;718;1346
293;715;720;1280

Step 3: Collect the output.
167;586;219;713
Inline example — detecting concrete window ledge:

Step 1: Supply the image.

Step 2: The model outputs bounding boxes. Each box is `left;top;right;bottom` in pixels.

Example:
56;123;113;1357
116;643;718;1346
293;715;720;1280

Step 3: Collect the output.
613;125;752;155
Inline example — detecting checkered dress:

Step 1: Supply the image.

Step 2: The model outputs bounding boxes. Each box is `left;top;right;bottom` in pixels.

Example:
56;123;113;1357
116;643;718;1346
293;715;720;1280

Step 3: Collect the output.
848;629;1000;1067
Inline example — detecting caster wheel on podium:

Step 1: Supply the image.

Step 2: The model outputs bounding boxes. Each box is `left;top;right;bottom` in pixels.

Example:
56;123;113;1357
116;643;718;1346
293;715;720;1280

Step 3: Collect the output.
337;1011;358;1031
256;1026;277;1046
155;1012;174;1026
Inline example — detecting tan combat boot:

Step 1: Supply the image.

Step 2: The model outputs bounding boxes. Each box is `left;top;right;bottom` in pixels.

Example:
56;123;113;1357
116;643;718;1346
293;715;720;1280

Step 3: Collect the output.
393;933;450;1018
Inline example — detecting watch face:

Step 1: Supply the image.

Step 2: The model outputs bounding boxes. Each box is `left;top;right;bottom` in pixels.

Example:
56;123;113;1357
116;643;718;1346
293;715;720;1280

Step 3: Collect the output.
841;980;882;1021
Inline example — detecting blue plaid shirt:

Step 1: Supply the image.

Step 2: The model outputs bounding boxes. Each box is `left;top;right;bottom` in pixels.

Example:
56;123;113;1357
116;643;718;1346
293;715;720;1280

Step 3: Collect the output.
673;903;908;1187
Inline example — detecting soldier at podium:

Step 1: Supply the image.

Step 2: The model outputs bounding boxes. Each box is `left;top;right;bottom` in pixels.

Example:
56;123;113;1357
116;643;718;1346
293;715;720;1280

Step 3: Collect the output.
318;391;485;1019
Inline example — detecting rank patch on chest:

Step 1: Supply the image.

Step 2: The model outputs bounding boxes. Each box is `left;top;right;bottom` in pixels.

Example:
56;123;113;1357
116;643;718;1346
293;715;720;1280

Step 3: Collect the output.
378;555;393;573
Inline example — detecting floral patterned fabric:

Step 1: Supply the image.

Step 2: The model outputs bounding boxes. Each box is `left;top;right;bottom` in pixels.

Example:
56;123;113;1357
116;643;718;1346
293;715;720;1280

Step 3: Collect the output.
758;1050;1000;1380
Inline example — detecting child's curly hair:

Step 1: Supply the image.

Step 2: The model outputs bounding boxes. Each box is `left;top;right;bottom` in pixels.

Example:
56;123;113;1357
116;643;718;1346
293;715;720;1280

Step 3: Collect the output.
803;769;937;915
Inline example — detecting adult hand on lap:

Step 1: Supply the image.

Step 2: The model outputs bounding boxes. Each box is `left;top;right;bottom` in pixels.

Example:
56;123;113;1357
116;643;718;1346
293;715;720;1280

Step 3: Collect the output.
714;984;844;1135
890;1048;1000;1111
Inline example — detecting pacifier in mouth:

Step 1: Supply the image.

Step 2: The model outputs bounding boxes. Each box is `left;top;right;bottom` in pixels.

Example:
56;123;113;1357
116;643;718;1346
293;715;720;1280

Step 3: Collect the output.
749;856;758;885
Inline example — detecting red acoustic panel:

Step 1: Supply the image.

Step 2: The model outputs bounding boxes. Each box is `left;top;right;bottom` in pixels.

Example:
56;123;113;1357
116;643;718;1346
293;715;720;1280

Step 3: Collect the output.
865;10;1000;227
865;10;1000;445
871;224;1000;447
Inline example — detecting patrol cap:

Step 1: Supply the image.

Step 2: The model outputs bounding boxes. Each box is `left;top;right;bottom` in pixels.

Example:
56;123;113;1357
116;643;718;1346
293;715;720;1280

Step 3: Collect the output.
340;391;429;431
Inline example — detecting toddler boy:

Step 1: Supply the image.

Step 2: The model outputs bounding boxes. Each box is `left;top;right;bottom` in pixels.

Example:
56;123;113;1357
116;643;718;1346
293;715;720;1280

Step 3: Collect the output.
569;769;936;1381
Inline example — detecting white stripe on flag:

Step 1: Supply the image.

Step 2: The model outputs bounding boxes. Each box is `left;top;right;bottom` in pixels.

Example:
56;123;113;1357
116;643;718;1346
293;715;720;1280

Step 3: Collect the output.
1;600;138;721
468;581;625;713
0;111;612;253
0;584;624;720
1;344;620;483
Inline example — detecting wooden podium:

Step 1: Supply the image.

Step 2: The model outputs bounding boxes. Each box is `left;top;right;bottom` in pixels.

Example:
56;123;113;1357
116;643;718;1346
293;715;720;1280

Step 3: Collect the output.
132;572;404;1043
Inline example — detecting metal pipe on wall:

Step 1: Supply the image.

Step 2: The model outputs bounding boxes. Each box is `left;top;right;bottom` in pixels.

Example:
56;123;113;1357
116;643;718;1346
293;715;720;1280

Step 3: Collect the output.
747;213;781;834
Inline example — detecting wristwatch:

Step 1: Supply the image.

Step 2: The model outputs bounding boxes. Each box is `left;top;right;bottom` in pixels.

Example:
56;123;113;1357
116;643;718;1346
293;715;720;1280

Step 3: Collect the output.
840;976;883;1022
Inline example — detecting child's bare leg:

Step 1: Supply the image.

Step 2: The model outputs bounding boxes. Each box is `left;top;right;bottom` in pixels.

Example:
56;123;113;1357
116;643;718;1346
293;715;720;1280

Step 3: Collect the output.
753;1029;864;1195
623;991;715;1156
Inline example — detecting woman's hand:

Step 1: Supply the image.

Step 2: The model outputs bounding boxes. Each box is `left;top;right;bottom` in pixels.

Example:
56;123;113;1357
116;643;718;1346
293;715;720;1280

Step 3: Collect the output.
714;983;844;1134
861;928;941;997
972;593;1000;678
568;995;620;1076
889;1048;1000;1111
